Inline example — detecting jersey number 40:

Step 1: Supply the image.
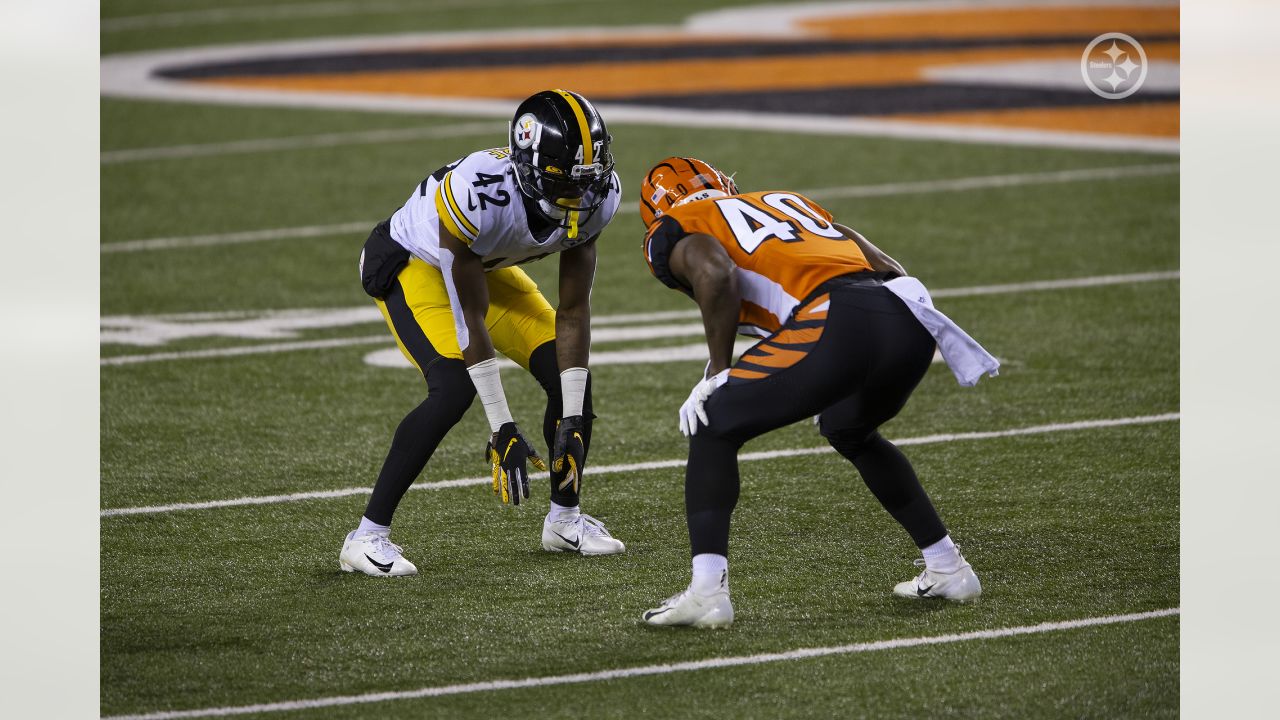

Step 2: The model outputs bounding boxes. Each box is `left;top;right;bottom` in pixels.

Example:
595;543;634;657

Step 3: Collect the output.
714;193;844;254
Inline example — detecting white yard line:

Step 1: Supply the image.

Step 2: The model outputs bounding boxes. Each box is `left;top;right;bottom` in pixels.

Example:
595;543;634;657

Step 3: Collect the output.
102;0;602;32
100;336;389;366
364;340;768;370
100;164;1178;254
101;606;1180;720
793;163;1179;204
101;122;499;164
99;270;1179;363
929;270;1181;298
100;412;1178;518
102;222;375;254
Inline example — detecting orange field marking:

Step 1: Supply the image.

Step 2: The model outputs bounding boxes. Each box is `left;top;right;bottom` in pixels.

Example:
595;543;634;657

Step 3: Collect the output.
202;43;1149;100
801;6;1178;40
181;3;1179;144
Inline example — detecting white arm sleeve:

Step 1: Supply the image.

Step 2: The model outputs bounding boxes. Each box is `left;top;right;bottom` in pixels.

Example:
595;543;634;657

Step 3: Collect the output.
467;358;514;433
560;367;588;417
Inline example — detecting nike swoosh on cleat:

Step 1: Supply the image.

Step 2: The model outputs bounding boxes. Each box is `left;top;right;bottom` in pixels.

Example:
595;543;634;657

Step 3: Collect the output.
365;554;394;573
643;608;670;620
551;531;580;549
916;584;935;597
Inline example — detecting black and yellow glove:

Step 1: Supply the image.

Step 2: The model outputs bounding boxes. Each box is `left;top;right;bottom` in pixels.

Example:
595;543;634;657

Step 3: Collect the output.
485;421;547;506
551;415;586;495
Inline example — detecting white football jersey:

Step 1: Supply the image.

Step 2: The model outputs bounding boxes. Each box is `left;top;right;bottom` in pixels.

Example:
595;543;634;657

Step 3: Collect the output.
389;146;621;270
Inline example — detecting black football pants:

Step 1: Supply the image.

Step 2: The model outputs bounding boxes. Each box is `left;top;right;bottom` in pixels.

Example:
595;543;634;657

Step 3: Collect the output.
685;283;948;557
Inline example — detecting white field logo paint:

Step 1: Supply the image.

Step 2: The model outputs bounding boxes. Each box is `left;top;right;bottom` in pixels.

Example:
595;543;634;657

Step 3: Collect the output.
100;271;1180;368
1081;33;1148;100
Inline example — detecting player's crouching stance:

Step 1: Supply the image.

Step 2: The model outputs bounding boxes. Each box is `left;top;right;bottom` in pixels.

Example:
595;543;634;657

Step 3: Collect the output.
636;158;998;627
340;90;625;577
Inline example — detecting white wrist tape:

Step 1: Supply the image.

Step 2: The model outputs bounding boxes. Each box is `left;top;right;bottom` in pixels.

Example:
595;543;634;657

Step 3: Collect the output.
467;358;513;433
560;367;589;417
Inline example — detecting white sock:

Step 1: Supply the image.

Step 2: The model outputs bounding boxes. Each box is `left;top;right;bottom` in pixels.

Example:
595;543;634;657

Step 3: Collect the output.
547;501;580;523
691;553;728;595
921;535;962;573
357;516;390;536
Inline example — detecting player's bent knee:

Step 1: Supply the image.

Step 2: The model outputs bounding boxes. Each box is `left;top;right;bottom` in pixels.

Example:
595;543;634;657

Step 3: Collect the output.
528;341;560;398
825;429;880;461
424;359;476;422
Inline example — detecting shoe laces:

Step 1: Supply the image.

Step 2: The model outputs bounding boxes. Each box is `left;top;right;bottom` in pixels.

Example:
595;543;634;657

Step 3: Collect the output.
363;532;403;561
661;579;725;608
661;587;692;608
909;557;932;583
579;514;613;538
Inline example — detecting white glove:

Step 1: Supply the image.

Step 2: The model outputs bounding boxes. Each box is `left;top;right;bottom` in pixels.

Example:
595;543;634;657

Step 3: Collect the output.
679;368;730;437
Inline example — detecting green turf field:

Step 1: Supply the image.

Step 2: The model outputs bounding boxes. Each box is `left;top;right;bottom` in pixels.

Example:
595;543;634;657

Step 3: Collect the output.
100;2;1179;717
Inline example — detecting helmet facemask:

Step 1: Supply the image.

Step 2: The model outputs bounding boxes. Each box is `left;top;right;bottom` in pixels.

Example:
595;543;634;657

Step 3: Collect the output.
512;149;615;227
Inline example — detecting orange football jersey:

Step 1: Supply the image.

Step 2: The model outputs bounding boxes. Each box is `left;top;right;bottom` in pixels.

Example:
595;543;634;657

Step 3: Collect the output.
643;191;872;336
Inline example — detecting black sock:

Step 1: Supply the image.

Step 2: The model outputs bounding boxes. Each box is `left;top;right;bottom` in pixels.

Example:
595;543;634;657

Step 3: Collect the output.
685;433;741;557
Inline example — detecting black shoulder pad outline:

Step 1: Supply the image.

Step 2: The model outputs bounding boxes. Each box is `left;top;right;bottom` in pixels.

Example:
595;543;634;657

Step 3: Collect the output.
643;215;691;291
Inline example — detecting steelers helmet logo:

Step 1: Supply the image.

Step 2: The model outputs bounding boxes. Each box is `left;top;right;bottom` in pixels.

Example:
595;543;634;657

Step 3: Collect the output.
513;113;538;149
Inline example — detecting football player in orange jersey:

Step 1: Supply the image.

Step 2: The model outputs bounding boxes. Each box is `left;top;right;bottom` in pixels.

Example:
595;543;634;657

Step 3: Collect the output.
637;157;999;627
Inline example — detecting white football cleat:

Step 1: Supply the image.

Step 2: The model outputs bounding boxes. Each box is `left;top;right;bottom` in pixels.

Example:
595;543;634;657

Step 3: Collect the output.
339;530;418;577
643;576;734;628
541;512;625;556
893;556;981;602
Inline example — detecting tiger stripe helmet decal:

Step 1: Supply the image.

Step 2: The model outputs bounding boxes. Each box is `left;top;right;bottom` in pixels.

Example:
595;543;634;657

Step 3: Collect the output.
639;157;738;228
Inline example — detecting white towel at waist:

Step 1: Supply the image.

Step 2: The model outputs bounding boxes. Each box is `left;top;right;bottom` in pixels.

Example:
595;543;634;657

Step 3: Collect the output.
884;276;1000;387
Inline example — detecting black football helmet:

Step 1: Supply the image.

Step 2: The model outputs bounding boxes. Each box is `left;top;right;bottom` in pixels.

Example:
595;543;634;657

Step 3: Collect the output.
509;89;615;228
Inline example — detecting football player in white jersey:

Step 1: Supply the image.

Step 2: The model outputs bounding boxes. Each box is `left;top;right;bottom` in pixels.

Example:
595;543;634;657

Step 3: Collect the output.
341;90;625;576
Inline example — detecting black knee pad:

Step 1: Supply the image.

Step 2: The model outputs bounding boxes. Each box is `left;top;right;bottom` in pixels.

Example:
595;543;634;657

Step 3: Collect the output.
424;359;476;423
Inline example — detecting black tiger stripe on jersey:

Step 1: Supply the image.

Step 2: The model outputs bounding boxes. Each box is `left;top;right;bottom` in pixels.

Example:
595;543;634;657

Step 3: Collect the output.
728;294;831;384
